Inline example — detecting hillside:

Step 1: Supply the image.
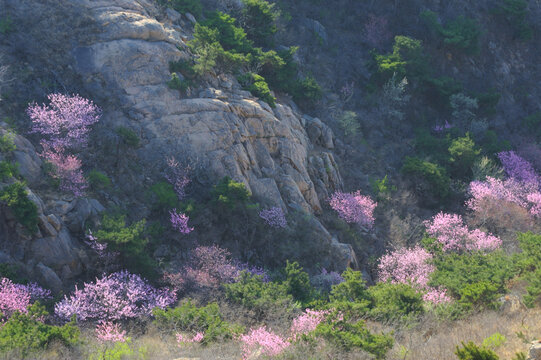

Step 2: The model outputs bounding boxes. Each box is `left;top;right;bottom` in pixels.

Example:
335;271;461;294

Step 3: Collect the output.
0;0;541;359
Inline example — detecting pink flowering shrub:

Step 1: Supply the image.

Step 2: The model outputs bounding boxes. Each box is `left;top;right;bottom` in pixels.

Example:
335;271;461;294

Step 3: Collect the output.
259;207;287;228
0;278;51;318
424;212;502;252
164;245;241;292
170;208;193;234
27;94;101;197
165;157;191;201
176;332;204;345
289;309;329;341
55;271;176;322
422;288;452;305
329;190;377;228
378;246;434;288
239;326;290;360
95;321;127;342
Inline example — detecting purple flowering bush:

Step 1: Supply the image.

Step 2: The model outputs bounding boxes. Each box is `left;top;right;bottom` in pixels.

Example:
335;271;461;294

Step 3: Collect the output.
55;271;176;322
259;206;287;228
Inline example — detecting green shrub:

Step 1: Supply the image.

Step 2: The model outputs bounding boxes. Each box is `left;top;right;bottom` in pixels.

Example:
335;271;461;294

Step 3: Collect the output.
283;261;316;305
0;303;79;357
494;0;532;41
202;12;253;54
241;0;278;47
87;170;111;190
482;333;506;350
430;252;516;310
167;72;191;92
0;182;38;233
401;157;450;200
367;282;424;322
371;175;396;200
211;176;251;210
314;311;393;359
338;111;360;137
414;129;452;164
0;132;16;153
421;11;481;55
374;35;427;81
479;130;510;155
329;269;372;315
115;126;140;148
238;72;276;107
164;0;202;18
94;214;154;275
261;46;298;91
169;59;198;80
153;300;242;343
224;271;295;319
292;76;322;105
455;341;499;360
448;133;480;178
423;76;463;109
516;232;541;307
0;161;18;181
88;339;147;360
522;111;541;138
471;157;504;181
475;90;501;117
0;17;13;35
148;181;179;211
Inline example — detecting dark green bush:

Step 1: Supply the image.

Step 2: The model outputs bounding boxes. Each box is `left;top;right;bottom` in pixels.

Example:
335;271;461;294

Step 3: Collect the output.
283;261;316;305
430;252;516;310
421;11;481;55
0;182;38;233
169;59;198;80
455;341;499;360
0;303;79;357
479;130;510;155
0;17;13;35
401;157;450;200
148;181;179;212
515;232;541;307
314;311;393;359
224;271;295;319
210;176;251;210
423;76;463;109
494;0;533;41
202;12;253;54
167;73;191;92
0;160;18;181
241;0;278;47
414;129;452;164
475;90;501;117
237;72;276;107
87;170;111;190
329;269;372;315
164;0;202;18
94;214;154;276
292;76;322;105
367;282;424;322
115;126;140;148
448;133;480;178
153;300;242;343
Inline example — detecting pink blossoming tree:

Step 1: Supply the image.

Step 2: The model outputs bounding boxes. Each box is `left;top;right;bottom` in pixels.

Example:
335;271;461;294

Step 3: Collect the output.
329;190;377;228
170;208;193;234
0;278;51;318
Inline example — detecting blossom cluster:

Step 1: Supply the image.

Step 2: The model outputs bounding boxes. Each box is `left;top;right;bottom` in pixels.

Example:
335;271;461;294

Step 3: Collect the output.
377;247;451;304
239;326;290;360
258;207;287;228
170;208;194;234
498;151;540;187
289;309;329;341
27;94;101;197
176;332;204;345
55;271;176;321
424;212;502;252
329;190;377;228
165;156;191;201
95;321;127;343
0;278;51;318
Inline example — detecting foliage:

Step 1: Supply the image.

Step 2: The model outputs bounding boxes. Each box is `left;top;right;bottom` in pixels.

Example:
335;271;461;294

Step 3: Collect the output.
482;333;506;350
167;72;191;92
516;232;541;306
401;156;450;200
494;0;533;41
430;251;516;309
314;311;393;359
148;181;179;211
211;176;251;210
153;300;241;343
283;261;315;305
115;126;140;148
380;74;410;121
291;75;322;105
338;111;360;137
241;0;278;47
367;282;424;321
371;175;396;200
451;93;478;129
0;131;16;153
0;160;18;181
522;112;541;138
237;72;276;107
224;271;295;318
0;304;79;357
169;59;197;80
55;270;176;321
87;169;111;190
423;76;463;110
93;214;153;273
0;182;38;232
448;133;480;178
374;35;427;81
414;129;451;164
202;12;252;53
328;190;377;228
0;17;13;35
421;11;481;55
163;0;202;18
329;269;372;315
455;341;499;360
89;338;147;360
472;157;504;181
